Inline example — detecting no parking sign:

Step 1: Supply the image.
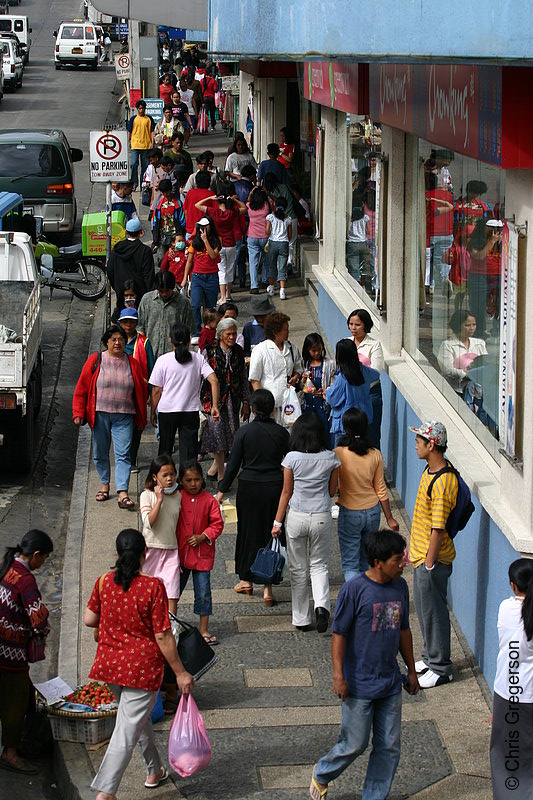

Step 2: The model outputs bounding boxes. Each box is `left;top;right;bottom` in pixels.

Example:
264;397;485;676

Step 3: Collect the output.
89;130;129;182
115;52;130;81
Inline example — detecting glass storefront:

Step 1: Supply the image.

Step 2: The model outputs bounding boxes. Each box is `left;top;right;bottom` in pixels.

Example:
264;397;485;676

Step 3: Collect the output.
407;138;505;457
344;116;382;306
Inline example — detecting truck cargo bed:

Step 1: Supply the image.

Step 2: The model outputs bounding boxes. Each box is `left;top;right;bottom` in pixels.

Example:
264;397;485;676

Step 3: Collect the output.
0;281;33;338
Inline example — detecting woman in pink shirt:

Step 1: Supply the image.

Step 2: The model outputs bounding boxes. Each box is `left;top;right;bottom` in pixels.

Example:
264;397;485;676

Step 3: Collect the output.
246;186;272;293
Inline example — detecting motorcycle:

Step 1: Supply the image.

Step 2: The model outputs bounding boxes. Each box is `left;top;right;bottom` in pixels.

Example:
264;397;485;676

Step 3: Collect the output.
35;231;108;301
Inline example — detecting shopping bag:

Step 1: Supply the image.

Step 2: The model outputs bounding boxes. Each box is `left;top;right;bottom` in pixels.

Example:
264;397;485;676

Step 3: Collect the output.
168;694;212;777
197;107;208;135
251;537;285;585
169;614;218;680
282;385;302;426
151;690;164;724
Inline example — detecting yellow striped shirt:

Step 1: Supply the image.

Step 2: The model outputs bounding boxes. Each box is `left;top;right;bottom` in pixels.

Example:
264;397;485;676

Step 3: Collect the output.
410;467;458;567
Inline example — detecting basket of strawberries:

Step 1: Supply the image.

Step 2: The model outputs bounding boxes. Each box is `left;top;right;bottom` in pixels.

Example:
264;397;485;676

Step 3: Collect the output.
46;682;117;744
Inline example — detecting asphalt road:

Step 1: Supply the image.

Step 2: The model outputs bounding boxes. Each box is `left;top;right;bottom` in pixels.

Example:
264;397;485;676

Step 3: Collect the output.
0;0;121;794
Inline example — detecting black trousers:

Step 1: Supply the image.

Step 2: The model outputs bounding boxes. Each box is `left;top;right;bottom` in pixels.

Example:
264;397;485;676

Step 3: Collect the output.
158;411;199;466
203;97;216;128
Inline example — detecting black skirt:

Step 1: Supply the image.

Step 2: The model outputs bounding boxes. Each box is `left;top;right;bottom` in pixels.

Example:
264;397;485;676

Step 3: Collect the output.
490;691;533;800
235;478;283;583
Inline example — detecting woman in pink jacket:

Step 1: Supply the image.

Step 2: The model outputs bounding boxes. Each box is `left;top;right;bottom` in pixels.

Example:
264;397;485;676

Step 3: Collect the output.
177;461;224;645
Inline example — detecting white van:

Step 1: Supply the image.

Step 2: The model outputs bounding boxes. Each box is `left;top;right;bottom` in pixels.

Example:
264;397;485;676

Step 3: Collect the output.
54;21;98;70
0;16;31;64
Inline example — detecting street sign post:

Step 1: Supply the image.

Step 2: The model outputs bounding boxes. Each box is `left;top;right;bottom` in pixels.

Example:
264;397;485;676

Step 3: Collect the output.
89;130;129;182
144;97;164;123
115;52;130;81
89;129;130;325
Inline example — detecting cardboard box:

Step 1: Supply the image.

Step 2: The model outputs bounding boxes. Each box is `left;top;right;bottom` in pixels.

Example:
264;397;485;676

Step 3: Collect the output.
82;211;126;257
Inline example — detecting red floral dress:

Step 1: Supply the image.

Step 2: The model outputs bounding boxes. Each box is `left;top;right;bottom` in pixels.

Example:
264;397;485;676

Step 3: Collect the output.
87;572;170;691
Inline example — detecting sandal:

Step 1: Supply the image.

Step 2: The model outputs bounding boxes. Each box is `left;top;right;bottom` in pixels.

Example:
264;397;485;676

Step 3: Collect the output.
96;490;109;502
117;496;135;510
0;755;38;775
264;596;277;607
310;775;328;799
234;582;253;596
145;767;168;788
202;633;219;646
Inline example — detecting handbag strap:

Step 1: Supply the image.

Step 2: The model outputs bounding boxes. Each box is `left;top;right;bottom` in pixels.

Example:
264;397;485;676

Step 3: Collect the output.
269;537;281;554
171;615;195;631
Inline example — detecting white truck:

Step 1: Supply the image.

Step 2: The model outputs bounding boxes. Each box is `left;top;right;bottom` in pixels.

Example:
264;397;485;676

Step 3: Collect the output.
0;230;42;471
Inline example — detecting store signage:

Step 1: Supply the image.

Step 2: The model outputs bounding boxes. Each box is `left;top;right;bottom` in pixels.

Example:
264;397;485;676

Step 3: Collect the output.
304;62;365;115
374;64;413;129
426;65;479;159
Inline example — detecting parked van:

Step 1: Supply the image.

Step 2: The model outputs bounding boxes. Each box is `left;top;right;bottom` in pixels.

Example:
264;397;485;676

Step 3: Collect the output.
54;20;98;70
0;130;83;240
0;38;23;90
0;16;32;64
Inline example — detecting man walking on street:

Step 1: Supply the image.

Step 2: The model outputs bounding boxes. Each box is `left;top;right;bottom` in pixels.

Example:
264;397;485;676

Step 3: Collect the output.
107;218;155;312
310;530;419;800
127;100;155;190
409;420;457;688
137;271;196;360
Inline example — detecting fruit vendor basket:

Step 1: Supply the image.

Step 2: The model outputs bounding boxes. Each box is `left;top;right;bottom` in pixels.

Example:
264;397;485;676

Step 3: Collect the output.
47;706;116;745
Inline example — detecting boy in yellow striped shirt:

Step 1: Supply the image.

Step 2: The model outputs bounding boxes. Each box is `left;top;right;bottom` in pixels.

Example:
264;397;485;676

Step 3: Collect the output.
409;420;457;688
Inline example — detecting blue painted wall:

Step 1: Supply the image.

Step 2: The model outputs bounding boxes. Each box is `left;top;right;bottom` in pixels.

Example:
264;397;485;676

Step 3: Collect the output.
209;0;533;62
319;284;519;690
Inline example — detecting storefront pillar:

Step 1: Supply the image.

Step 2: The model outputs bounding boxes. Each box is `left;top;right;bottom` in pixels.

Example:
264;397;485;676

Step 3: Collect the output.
319;107;347;273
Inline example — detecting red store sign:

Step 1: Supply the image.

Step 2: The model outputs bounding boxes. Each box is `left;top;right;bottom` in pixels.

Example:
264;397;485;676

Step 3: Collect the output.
304;62;367;115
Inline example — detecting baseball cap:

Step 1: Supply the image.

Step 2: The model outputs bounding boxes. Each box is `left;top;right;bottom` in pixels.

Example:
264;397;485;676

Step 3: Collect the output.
126;218;142;233
197;217;210;226
486;218;504;228
119;308;138;321
409;420;447;447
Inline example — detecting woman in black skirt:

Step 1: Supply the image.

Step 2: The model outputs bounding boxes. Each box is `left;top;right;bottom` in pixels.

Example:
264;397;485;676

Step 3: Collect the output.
216;389;289;606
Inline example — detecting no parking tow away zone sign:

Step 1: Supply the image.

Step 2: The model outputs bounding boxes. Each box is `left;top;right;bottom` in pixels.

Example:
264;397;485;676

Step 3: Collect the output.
89;130;129;182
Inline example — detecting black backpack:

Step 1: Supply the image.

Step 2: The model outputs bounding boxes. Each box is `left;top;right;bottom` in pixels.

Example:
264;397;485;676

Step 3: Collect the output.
426;462;474;539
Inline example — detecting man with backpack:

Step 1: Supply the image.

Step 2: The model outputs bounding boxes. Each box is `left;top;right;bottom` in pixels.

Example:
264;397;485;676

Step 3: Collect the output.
409;420;472;688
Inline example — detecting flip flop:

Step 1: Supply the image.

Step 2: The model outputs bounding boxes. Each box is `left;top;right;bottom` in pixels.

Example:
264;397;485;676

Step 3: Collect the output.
309;775;328;799
202;633;219;646
117;496;135;510
96;490;109;502
145;767;168;788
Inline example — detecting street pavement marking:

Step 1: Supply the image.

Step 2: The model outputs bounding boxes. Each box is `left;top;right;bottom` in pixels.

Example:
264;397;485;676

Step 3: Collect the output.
202;705;342;729
258;765;314;790
225;559;235;572
179;585;342;606
244;668;313;687
235;614;295;632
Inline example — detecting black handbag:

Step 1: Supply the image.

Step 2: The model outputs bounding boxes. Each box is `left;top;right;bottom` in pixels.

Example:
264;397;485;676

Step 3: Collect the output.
169;614;218;681
251;538;285;585
141;186;151;207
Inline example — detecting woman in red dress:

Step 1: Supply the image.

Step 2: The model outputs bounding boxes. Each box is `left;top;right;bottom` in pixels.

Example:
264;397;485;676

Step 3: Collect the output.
84;528;194;800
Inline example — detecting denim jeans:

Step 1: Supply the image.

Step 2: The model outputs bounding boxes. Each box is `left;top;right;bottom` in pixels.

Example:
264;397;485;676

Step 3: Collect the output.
190;271;219;332
338;503;381;581
130;149;150;189
180;568;213;615
247;237;267;289
92;412;133;492
314;692;402;798
268;240;289;282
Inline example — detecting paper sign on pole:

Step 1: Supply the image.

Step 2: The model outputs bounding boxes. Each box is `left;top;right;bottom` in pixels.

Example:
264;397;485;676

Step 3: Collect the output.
115;52;130;81
89;130;129;182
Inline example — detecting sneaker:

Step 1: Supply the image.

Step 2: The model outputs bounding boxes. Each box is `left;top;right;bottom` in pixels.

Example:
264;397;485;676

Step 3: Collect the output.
415;659;429;674
279;288;286;300
130;464;140;474
315;607;330;633
250;288;259;295
190;335;199;346
266;285;275;296
418;669;453;688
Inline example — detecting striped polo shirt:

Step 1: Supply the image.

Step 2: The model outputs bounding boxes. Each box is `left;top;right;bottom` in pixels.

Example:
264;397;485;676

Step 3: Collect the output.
410;466;458;567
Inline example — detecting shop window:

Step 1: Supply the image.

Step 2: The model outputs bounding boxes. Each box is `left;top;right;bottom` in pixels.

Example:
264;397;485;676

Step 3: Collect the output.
344;117;382;307
409;139;505;457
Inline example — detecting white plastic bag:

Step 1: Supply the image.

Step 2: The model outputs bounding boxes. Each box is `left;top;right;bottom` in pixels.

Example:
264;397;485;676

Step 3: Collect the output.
282;385;302;426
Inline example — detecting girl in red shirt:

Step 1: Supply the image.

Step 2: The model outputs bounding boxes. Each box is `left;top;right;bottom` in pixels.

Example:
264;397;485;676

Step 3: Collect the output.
194;194;246;303
177;462;224;645
182;217;221;334
161;232;188;285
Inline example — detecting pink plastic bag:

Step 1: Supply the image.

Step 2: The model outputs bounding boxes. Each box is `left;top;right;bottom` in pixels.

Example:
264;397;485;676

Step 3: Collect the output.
168;694;212;777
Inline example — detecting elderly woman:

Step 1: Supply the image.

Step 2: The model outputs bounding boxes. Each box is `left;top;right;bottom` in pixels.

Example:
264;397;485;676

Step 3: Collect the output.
73;325;148;509
201;317;250;482
149;323;220;464
0;529;53;775
84;528;194;800
346;308;384;448
248;312;303;427
216;390;289;605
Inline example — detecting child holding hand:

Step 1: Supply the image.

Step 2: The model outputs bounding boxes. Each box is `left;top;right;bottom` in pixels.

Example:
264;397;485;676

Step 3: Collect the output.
177;461;224;645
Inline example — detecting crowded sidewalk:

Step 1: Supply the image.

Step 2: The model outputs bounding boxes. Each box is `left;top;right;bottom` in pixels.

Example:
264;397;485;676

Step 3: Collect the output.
63;272;492;799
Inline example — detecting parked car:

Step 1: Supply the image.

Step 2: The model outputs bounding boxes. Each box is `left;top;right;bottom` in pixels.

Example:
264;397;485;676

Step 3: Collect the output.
0;31;27;63
54;20;98;70
0;36;22;90
0;15;31;63
0;130;83;240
